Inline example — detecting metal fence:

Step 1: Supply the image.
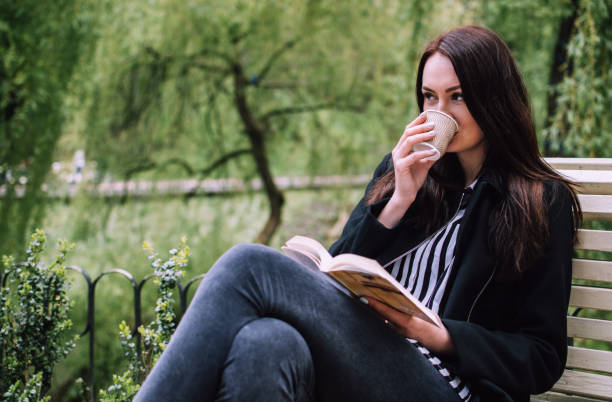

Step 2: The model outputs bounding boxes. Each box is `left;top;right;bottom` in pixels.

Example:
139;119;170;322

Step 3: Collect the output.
1;265;206;402
67;266;206;401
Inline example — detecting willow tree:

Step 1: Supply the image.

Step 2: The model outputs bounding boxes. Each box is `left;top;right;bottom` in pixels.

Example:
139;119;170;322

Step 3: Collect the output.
84;0;432;244
0;0;92;256
476;0;611;156
544;0;612;156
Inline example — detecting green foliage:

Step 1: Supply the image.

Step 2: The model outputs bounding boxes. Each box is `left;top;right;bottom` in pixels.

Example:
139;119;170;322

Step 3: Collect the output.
100;238;189;402
82;0;451;181
476;0;573;131
97;371;140;402
0;0;95;257
0;230;76;399
2;372;50;402
80;0;467;243
545;0;612;156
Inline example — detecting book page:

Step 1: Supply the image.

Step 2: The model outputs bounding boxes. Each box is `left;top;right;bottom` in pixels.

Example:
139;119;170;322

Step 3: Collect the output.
324;253;385;275
284;235;333;267
281;247;321;271
327;270;440;327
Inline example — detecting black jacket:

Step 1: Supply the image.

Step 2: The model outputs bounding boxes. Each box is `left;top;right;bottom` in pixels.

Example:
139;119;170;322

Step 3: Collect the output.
329;154;574;401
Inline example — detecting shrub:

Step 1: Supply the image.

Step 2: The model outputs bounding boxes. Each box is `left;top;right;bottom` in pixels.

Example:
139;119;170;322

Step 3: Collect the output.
1;230;76;400
99;237;189;401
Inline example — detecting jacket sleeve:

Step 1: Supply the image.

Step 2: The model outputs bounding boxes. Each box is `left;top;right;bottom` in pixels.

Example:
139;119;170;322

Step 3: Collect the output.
443;182;574;396
328;153;409;258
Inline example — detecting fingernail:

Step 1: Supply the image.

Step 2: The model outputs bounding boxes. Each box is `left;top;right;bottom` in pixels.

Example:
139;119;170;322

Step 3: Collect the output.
359;297;369;305
426;130;436;135
426;122;435;128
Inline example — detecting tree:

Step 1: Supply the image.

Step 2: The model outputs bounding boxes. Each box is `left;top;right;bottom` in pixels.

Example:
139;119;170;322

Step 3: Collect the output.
84;0;430;244
544;0;612;156
477;0;611;156
0;0;93;256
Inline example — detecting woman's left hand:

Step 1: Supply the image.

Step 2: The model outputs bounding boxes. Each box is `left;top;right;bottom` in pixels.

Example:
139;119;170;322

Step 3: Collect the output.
364;297;456;356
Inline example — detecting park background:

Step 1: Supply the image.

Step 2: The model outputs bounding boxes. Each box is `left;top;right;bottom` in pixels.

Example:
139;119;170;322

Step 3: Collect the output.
1;0;611;400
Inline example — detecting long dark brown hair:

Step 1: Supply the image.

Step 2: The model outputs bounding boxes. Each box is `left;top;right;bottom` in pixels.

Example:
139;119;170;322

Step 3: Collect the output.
367;25;581;277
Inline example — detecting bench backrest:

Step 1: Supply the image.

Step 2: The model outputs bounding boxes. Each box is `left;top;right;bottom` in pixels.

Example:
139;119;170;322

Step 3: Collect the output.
534;158;612;401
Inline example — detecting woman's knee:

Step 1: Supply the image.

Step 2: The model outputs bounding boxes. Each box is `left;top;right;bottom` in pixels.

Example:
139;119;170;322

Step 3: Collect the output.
229;317;313;364
219;317;315;401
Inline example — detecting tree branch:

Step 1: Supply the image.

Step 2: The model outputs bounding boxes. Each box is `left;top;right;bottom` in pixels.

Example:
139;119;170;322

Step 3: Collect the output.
231;30;250;45
123;158;196;182
196;148;251;177
203;71;232;141
256;38;300;83
260;102;361;121
123;161;157;181
120;150;251;201
123;149;253;182
183;148;252;199
144;44;233;76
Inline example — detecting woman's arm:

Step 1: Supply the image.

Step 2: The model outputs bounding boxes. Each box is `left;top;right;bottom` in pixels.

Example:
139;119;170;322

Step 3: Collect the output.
376;113;437;228
328;153;400;258
330;114;437;257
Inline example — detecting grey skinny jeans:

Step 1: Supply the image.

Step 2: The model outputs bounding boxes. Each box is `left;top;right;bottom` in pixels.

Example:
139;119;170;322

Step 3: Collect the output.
135;244;462;402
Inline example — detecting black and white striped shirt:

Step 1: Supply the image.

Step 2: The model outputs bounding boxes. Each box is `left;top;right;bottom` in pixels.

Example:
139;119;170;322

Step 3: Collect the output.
386;181;477;401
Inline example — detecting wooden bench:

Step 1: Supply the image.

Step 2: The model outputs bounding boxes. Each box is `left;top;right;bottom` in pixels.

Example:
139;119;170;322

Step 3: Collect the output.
532;158;612;401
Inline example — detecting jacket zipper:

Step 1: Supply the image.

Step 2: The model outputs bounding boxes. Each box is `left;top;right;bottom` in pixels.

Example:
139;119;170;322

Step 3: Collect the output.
382;191;466;270
467;265;497;322
424;255;455;308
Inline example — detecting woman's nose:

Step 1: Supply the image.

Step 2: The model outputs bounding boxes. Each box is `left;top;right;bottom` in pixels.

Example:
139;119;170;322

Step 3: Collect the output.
434;99;449;113
426;103;456;122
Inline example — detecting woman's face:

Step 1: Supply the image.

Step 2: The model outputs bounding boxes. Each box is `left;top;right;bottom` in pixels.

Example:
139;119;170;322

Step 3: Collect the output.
421;52;486;158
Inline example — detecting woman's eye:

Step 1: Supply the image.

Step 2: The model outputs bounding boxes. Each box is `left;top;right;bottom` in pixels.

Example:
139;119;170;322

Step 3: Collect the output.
452;93;464;101
423;92;435;101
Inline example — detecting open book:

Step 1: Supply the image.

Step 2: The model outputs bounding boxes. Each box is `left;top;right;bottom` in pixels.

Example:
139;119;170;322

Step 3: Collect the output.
282;235;441;328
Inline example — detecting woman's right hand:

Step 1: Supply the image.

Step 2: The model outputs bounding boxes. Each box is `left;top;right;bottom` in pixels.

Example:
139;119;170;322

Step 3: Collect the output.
377;113;437;228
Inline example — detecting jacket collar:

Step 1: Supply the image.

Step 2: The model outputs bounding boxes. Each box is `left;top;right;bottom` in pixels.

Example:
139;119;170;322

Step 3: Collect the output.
477;169;504;194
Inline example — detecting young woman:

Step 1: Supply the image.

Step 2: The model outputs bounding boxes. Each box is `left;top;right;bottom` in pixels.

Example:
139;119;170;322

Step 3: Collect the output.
135;25;580;402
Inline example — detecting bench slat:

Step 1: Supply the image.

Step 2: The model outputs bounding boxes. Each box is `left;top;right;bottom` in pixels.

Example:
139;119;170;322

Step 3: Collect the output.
532;391;608;401
558;170;612;195
570;286;612;311
578;194;612;221
546;158;612;171
568;316;612;342
566;346;612;373
549;370;612;400
572;259;612;283
541;159;612;400
576;229;612;253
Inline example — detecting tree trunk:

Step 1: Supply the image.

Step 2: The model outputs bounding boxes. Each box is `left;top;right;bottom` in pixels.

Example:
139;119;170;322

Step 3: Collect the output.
232;63;285;245
544;0;579;155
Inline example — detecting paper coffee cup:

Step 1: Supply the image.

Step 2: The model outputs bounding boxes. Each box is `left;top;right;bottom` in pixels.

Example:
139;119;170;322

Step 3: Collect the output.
413;110;459;161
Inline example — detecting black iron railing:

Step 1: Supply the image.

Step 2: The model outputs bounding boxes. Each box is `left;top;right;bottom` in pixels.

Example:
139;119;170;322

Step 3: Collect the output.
67;266;206;401
1;265;205;402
